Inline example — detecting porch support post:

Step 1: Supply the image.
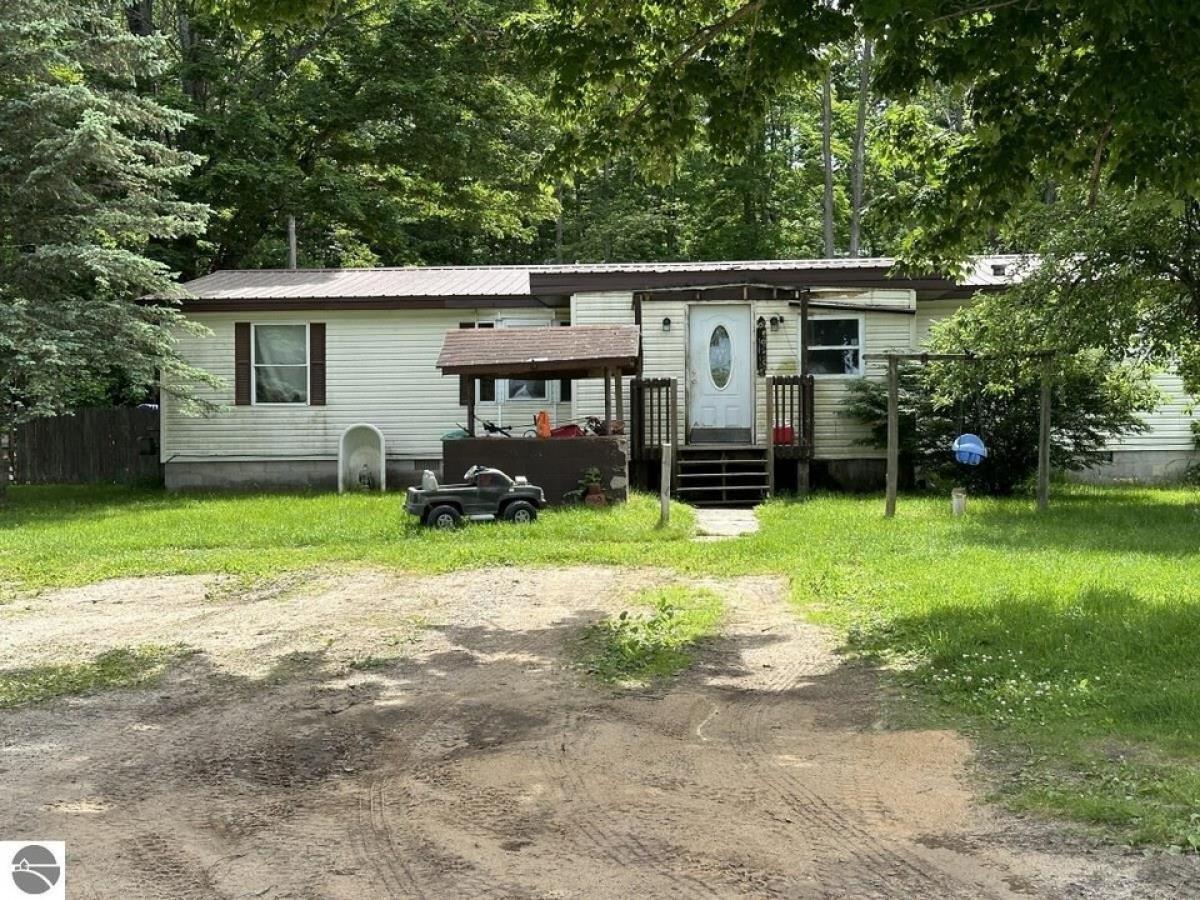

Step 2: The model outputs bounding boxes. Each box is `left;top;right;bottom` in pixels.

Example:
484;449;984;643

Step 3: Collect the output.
604;368;613;424
1037;355;1052;512
765;377;775;497
885;355;899;518
615;370;625;426
467;378;476;437
668;377;679;491
799;293;811;376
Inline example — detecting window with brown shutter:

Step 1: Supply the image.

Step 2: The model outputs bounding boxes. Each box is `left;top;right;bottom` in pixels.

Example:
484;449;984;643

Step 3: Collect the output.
234;322;251;405
309;323;326;405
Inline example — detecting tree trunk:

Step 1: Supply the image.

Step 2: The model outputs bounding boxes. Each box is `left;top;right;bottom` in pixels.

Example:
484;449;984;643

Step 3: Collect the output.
0;427;10;508
126;0;154;36
554;181;564;263
849;37;872;257
822;64;835;258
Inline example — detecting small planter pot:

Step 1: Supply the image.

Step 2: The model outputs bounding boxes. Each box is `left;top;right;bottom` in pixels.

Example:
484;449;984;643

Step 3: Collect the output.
584;484;607;507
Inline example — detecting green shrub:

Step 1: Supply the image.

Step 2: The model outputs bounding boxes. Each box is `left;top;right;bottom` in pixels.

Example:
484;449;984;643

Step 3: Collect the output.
844;352;1158;494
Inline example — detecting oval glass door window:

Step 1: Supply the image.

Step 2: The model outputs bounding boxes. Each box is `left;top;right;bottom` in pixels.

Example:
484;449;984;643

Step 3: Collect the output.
709;325;732;389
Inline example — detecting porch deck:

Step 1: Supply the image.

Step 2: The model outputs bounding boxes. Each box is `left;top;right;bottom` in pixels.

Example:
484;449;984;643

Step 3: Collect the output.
630;375;815;505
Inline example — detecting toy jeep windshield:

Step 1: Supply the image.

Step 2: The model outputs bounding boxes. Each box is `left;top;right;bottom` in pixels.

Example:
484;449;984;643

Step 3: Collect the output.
405;465;546;529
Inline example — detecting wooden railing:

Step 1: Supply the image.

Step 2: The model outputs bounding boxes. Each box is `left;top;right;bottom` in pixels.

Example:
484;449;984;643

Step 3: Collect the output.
630;377;678;460
765;375;815;460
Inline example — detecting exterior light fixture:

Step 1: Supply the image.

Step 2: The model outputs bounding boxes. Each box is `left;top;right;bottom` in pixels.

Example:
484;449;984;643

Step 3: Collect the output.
769;315;782;332
662;317;671;333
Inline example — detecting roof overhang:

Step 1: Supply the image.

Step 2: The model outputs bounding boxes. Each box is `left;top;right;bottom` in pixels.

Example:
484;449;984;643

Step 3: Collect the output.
172;294;568;312
437;324;640;379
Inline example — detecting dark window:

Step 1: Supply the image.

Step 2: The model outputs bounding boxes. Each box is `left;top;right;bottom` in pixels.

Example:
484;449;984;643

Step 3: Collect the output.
808;317;862;376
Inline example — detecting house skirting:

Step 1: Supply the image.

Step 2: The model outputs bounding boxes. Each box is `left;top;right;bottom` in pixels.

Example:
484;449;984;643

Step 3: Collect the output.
1068;449;1195;485
164;448;1194;492
164;458;441;491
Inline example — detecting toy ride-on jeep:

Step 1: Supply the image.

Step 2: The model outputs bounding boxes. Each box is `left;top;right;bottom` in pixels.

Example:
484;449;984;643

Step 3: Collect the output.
405;465;547;529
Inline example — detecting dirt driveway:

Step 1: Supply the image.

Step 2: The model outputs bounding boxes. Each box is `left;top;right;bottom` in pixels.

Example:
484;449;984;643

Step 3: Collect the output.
1;566;1193;899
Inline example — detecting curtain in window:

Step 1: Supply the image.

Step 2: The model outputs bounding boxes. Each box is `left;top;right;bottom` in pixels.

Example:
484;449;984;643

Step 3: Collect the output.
254;325;308;403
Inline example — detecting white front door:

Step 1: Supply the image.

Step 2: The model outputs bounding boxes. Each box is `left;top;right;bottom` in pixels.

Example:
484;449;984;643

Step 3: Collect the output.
688;305;753;442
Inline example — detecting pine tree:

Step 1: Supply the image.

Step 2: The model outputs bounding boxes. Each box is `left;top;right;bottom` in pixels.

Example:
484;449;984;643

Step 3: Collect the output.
0;0;211;498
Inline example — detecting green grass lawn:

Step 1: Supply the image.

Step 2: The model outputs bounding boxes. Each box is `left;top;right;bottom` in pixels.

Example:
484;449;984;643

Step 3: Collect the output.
2;482;1199;846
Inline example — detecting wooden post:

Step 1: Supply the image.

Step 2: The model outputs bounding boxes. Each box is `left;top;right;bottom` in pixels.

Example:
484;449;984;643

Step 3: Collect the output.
668;377;679;487
765;377;775;497
799;294;811;376
604;369;613;425
1037;356;1052;512
885;355;899;518
659;442;673;527
466;378;476;437
630;377;642;457
615;370;625;427
0;430;9;506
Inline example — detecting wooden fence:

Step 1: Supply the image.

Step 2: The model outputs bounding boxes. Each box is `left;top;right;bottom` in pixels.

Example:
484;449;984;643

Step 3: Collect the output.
11;407;161;485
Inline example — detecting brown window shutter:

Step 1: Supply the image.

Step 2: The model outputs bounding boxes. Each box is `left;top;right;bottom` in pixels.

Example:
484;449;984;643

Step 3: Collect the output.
309;323;326;406
234;322;251;405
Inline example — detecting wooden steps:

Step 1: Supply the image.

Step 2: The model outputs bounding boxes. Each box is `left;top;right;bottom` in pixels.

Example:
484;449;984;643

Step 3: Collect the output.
673;445;770;507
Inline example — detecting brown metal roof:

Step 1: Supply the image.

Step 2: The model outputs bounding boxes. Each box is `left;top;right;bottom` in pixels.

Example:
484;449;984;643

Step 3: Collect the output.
171;256;1022;306
437;325;640;378
179;266;532;300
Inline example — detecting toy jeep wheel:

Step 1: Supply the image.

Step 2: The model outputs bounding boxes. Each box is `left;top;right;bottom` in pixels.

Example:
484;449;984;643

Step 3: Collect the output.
426;505;462;530
504;500;537;524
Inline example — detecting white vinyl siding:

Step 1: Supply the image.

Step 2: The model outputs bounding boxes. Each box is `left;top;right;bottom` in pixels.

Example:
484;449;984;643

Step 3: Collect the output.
1106;373;1196;451
570;287;916;458
569;291;638;429
162;308;570;462
815;301;915;459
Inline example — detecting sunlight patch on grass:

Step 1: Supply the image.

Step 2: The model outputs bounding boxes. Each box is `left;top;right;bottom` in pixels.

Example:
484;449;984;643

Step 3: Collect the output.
0;644;193;708
580;585;724;685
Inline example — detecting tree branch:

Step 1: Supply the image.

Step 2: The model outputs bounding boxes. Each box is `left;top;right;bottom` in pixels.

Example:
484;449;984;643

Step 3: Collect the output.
930;0;1026;24
1087;116;1114;208
669;0;766;73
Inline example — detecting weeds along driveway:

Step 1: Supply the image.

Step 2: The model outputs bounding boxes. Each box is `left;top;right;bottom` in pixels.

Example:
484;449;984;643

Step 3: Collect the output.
2;566;1188;899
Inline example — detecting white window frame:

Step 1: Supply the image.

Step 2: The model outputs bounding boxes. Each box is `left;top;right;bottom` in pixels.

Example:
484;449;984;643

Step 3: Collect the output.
806;314;864;379
250;322;310;406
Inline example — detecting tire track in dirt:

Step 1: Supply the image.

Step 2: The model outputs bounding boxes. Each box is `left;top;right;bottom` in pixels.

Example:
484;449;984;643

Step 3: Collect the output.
6;567;1188;899
701;583;1008;898
532;706;725;897
352;628;560;898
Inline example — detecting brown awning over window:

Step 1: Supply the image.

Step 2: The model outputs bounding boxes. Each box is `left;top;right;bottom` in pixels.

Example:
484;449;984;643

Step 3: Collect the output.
436;325;640;378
